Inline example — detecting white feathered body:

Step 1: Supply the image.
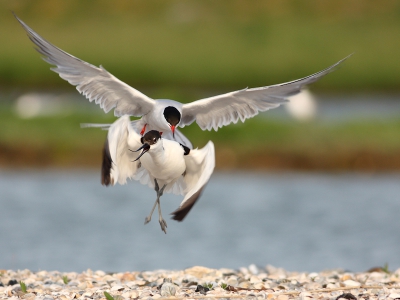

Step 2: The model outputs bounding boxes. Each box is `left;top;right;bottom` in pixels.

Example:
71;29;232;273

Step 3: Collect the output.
139;138;186;188
105;116;215;219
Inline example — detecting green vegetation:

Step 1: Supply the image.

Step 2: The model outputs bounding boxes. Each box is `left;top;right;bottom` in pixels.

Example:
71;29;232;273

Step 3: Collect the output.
104;291;115;300
1;103;400;171
1;1;400;92
382;263;390;274
202;282;214;289
19;281;27;293
62;275;70;284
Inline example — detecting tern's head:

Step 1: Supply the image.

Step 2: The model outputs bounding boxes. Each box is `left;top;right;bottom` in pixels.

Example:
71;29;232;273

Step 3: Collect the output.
163;106;181;137
132;130;162;161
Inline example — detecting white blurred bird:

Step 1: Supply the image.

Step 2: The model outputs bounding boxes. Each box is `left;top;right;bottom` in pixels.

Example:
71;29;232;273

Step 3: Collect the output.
15;14;351;148
102;115;215;233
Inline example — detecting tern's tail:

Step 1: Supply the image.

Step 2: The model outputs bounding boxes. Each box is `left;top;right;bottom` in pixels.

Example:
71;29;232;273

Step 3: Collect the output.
80;123;111;130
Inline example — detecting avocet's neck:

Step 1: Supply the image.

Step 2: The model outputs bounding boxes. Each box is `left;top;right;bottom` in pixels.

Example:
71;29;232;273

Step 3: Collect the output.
147;139;165;165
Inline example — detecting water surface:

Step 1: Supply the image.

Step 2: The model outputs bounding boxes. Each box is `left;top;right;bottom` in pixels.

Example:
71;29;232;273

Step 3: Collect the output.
1;170;399;273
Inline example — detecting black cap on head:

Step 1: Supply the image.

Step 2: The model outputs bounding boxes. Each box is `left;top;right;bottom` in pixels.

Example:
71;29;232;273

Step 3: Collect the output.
142;130;162;145
163;106;181;126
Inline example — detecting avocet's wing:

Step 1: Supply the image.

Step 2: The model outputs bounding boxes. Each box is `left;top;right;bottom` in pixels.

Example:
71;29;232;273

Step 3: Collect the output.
15;14;155;117
181;55;351;131
171;141;215;221
102;115;151;186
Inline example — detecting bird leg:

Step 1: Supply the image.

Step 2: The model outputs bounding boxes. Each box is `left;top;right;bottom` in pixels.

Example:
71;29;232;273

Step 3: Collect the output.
140;123;147;136
144;179;167;233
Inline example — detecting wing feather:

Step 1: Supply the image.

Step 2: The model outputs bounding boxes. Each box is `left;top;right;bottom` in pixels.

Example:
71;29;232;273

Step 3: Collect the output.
15;14;155;117
107;115;151;185
181;55;352;130
171;141;215;221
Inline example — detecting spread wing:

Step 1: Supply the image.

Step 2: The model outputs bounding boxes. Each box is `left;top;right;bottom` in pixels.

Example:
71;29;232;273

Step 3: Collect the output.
171;141;215;221
15;14;155;117
181;55;352;131
104;115;152;186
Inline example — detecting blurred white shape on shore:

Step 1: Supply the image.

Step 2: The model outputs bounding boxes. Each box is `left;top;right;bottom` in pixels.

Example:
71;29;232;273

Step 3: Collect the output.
14;93;67;118
286;90;317;121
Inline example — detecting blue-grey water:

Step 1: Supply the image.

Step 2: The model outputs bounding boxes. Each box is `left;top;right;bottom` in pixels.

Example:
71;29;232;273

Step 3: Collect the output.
1;170;399;273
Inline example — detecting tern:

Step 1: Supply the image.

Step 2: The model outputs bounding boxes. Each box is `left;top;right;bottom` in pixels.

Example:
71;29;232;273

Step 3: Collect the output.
102;115;215;233
15;14;351;148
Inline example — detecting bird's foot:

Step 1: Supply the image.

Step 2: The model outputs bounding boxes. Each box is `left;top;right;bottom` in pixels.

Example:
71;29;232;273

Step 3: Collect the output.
154;179;160;192
144;216;152;225
159;217;168;234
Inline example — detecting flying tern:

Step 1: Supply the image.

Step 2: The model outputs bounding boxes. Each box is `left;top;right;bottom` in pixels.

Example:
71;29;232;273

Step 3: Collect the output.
15;14;350;148
102;115;215;233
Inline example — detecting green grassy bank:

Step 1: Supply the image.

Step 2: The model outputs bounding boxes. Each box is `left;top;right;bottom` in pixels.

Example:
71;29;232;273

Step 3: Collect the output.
1;105;399;172
1;0;400;92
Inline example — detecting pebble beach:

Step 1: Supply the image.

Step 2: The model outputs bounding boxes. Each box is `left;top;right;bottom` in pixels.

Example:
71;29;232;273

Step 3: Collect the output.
2;265;400;300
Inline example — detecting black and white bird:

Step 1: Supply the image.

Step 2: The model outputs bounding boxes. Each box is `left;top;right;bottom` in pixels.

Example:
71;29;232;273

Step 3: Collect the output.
102;115;215;233
15;15;351;148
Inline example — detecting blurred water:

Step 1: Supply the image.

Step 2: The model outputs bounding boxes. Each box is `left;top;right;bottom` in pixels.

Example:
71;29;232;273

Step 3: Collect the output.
1;170;399;273
5;91;400;121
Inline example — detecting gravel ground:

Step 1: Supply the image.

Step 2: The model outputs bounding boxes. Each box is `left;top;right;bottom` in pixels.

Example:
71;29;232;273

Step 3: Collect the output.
1;265;400;300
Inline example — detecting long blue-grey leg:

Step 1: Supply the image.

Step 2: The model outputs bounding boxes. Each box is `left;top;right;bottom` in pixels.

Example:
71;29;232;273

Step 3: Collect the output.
157;184;167;233
144;179;161;225
145;180;168;233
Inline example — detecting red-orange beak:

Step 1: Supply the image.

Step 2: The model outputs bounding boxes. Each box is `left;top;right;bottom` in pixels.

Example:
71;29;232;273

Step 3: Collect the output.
170;125;176;138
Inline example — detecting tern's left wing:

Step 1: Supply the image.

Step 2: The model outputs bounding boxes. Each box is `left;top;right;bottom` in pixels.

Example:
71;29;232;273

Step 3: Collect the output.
181;55;351;131
15;14;155;117
171;141;215;221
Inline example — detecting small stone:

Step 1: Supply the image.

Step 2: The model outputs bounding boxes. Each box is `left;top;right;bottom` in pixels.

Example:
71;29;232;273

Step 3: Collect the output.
246;293;257;300
8;280;18;286
195;285;209;295
94;270;106;276
342;280;361;287
160;282;177;297
121;272;136;282
389;293;400;299
340;274;354;281
276;295;289;300
21;292;35;299
336;293;357;300
239;281;251;289
135;280;147;286
250;276;261;284
253;282;265;289
77;282;87;289
226;276;238;286
49;284;62;291
249;264;259;275
111;285;124;291
185;266;214;279
304;282;321;290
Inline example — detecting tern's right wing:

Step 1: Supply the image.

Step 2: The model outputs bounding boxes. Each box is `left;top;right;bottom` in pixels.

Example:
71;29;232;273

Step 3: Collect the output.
15;14;155;117
102;115;151;186
171;141;215;221
181;55;351;131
